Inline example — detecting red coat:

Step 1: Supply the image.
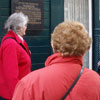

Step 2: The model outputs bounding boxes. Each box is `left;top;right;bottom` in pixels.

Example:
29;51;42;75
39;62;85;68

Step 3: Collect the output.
0;30;31;99
12;53;100;100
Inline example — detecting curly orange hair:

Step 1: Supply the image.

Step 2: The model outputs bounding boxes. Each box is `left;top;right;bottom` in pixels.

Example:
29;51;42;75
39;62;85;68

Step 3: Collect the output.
51;21;91;57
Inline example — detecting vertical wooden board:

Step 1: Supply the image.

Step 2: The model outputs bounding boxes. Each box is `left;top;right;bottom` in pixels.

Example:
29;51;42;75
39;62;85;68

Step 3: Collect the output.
0;0;10;37
93;0;100;72
93;32;100;73
93;0;100;29
24;36;50;46
50;0;64;32
0;8;10;16
0;0;10;8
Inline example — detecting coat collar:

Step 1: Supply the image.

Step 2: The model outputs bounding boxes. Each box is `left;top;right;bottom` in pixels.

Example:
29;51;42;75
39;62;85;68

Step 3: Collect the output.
2;30;23;44
2;30;31;56
45;53;83;67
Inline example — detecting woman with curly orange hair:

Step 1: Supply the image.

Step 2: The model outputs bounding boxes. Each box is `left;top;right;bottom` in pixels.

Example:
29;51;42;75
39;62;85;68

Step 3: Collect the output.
13;21;100;100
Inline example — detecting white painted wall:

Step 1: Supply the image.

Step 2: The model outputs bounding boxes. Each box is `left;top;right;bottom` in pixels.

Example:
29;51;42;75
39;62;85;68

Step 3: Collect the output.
64;0;92;69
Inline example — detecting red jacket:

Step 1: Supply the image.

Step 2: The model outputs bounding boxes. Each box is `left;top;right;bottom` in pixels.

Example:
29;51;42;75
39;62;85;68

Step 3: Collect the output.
0;30;31;99
12;53;100;100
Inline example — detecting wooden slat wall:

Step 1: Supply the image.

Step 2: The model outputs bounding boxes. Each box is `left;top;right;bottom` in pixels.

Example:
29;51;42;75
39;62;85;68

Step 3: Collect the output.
93;0;100;72
0;0;64;71
0;0;51;71
0;0;10;38
23;0;51;70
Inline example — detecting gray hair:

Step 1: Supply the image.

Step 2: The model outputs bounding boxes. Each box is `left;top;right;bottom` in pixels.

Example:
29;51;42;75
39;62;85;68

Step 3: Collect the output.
5;12;29;33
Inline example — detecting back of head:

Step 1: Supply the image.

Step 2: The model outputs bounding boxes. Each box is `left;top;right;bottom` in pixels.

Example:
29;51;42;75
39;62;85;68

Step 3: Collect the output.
51;21;92;57
5;12;28;33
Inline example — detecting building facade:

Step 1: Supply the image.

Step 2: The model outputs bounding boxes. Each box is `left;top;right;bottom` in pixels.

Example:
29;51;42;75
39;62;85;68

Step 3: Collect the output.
0;0;99;72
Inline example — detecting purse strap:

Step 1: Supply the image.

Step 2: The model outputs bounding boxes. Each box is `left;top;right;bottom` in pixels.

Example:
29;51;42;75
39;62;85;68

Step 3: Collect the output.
62;67;84;100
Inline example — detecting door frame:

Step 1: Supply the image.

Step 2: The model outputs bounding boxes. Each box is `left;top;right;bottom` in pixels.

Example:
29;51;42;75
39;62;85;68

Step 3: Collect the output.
89;0;93;69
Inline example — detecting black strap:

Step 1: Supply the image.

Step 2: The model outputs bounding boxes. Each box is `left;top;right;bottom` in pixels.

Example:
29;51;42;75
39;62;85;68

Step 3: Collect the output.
62;67;84;100
0;96;7;100
2;37;28;53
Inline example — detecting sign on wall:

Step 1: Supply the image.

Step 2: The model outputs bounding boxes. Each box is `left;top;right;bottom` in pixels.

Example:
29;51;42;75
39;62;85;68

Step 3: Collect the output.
11;0;44;30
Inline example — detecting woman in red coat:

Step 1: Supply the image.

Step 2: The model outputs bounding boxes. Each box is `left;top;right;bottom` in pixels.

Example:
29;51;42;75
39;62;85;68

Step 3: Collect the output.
0;12;31;100
13;21;100;100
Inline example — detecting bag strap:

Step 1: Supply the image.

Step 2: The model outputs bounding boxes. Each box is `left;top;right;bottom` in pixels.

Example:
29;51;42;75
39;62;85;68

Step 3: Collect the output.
2;37;28;53
62;67;84;100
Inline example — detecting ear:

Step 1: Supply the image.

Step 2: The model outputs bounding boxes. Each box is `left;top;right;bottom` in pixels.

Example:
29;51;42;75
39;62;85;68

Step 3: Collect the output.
51;42;55;53
51;41;53;48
